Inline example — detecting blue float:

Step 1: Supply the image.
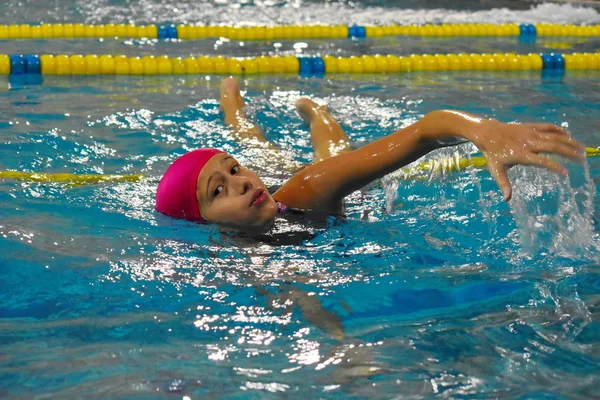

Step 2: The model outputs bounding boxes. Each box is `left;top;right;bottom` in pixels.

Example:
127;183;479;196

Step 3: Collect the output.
298;57;313;74
157;25;168;39
552;53;565;69
541;53;566;70
348;26;357;38
355;26;366;38
166;24;178;39
311;57;325;74
24;54;41;74
519;24;537;36
348;25;367;38
9;54;26;75
526;24;536;35
541;53;554;70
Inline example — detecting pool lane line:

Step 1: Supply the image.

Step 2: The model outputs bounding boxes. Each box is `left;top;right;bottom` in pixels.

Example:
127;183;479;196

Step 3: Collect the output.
2;148;598;185
0;171;144;184
0;23;599;40
392;148;600;180
1;52;599;76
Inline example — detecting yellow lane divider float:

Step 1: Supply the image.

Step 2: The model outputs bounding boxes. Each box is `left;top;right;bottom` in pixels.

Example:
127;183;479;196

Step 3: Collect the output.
2;148;598;185
1;52;600;76
0;23;599;40
0;24;158;39
396;147;600;179
0;171;144;184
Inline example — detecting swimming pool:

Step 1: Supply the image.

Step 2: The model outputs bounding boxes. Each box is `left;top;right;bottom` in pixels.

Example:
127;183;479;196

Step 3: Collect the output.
1;1;600;398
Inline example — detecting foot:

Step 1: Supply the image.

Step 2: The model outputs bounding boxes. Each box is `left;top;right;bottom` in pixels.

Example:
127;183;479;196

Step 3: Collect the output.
219;77;267;143
296;97;327;127
220;77;246;123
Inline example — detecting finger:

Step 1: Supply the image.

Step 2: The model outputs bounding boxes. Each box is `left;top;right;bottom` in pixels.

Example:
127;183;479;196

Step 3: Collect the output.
523;154;568;175
522;123;570;135
532;140;586;162
538;133;585;151
488;161;512;201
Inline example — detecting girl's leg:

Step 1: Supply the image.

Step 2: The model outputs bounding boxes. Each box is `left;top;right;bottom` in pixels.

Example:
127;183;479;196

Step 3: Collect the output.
220;77;268;143
296;98;352;161
220;78;305;172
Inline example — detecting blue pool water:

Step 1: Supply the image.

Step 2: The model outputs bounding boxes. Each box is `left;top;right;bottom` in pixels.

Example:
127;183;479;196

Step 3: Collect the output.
1;1;600;398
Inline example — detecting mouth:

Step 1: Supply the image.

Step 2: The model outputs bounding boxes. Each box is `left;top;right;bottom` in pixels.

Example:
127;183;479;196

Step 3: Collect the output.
250;189;267;207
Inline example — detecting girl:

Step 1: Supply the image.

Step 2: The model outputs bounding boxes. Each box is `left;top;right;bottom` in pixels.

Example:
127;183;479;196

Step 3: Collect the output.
156;77;585;230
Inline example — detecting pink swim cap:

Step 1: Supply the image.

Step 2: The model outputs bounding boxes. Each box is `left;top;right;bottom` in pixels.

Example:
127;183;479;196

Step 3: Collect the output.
156;148;224;222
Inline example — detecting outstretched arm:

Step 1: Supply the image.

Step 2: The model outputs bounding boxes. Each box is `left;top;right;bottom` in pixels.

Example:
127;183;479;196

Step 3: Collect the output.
273;110;585;211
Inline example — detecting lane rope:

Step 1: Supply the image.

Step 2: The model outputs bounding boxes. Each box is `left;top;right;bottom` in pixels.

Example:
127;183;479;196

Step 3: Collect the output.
0;171;144;184
0;23;598;40
2;52;599;76
2;148;598;184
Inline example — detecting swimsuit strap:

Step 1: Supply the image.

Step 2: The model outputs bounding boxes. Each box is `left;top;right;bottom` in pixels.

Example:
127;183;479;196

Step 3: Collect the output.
277;201;289;214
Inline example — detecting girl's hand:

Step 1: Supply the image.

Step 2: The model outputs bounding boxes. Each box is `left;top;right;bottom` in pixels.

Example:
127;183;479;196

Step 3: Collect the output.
468;119;586;201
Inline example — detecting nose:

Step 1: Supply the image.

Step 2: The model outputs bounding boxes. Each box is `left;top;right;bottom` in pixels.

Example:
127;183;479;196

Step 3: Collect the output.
232;174;252;195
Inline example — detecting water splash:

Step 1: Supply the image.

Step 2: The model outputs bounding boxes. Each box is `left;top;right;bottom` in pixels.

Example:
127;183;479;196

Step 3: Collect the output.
382;145;598;261
382;143;475;213
509;158;597;259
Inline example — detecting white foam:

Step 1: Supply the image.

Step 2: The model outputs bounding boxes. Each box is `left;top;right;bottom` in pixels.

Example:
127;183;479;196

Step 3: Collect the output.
75;1;600;26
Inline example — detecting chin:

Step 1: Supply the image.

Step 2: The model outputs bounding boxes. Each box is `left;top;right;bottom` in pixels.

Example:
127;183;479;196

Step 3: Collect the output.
253;211;277;228
248;204;278;229
222;200;278;231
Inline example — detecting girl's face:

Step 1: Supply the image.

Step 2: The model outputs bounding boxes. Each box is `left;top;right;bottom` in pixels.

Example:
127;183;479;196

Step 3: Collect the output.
196;153;279;228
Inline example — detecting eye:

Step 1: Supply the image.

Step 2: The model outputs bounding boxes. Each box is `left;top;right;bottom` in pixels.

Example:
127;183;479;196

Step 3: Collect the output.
213;185;224;197
231;165;240;175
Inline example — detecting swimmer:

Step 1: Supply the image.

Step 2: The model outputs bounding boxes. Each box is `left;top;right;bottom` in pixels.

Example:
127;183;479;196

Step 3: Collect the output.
156;77;585;230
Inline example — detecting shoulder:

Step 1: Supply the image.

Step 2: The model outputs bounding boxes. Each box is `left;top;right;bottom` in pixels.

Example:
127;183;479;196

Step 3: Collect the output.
273;168;343;213
272;169;317;209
